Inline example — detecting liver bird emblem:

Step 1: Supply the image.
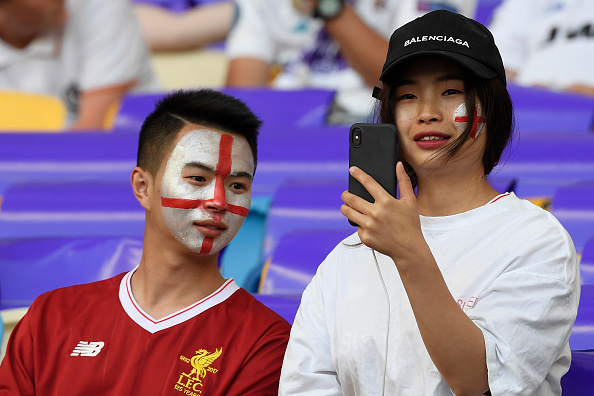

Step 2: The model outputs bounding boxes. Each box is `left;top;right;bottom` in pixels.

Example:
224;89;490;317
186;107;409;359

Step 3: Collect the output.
189;348;223;381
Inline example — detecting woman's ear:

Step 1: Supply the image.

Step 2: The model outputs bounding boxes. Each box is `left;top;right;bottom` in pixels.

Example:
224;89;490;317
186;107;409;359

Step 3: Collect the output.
131;167;154;211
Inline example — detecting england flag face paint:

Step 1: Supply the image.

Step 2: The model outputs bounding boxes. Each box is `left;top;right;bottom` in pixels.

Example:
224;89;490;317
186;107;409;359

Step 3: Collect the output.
453;103;487;139
160;129;254;255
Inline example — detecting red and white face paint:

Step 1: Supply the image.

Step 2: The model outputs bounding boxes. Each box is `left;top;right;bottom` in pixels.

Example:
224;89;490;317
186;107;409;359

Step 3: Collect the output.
160;129;254;255
453;103;487;139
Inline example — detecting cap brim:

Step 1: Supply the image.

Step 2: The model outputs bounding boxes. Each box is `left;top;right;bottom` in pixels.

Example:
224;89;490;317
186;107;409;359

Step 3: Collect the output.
380;50;498;82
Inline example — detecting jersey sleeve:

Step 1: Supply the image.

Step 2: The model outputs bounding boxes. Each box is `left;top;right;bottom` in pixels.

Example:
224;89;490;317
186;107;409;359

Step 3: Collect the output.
225;0;276;62
467;227;580;394
279;254;342;396
0;307;36;395
223;318;291;395
70;0;158;92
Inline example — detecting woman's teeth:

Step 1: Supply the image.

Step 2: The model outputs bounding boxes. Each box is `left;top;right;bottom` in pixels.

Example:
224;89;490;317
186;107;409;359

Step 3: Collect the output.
420;136;447;141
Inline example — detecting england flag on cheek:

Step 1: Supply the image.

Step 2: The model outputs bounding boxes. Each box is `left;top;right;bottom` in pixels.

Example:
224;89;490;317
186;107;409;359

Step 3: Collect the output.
453;103;487;139
160;129;253;255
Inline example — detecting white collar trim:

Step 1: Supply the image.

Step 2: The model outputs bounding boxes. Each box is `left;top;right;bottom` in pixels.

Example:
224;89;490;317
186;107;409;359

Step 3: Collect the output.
119;268;239;334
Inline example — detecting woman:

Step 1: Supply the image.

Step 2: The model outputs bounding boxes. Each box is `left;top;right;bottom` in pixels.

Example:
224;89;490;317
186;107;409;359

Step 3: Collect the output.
279;10;580;396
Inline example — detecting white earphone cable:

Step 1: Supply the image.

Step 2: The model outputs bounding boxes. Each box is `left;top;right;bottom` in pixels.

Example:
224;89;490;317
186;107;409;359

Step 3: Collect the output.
371;248;390;396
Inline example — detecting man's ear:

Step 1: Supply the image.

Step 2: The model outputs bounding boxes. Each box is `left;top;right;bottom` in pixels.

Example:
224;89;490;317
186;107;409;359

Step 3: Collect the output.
131;167;154;211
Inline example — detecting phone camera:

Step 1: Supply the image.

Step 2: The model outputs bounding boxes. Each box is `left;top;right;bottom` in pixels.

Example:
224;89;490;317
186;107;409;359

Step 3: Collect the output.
351;127;362;147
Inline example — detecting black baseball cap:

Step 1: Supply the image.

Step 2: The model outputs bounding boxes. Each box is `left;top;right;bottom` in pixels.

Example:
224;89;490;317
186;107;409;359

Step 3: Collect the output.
379;10;506;85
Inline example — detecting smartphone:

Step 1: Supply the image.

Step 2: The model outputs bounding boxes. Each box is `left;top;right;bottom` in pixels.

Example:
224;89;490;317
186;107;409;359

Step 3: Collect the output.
348;123;398;226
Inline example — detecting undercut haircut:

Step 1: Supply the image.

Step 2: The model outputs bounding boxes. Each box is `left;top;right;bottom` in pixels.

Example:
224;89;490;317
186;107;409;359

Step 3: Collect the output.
137;89;262;176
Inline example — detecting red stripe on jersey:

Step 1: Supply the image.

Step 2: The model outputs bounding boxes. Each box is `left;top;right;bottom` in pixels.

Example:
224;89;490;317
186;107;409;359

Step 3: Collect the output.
125;277;235;324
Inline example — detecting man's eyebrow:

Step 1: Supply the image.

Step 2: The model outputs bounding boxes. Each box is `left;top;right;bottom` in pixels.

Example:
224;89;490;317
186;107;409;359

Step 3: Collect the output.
184;162;253;180
184;162;214;172
230;171;254;180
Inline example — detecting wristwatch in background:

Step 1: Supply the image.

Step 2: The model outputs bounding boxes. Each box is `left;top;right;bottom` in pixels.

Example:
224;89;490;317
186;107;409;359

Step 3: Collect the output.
293;0;346;20
314;0;345;20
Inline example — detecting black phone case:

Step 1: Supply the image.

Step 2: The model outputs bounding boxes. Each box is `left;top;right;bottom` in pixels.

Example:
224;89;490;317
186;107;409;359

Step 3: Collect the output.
348;123;398;227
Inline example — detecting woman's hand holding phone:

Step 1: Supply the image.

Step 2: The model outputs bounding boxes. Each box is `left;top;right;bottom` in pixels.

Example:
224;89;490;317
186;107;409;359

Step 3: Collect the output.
341;162;426;266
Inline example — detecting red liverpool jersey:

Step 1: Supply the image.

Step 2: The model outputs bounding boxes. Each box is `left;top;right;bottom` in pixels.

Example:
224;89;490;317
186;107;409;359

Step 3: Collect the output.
0;271;291;395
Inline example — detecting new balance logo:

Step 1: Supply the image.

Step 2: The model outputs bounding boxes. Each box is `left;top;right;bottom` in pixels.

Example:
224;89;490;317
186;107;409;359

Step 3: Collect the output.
70;341;105;357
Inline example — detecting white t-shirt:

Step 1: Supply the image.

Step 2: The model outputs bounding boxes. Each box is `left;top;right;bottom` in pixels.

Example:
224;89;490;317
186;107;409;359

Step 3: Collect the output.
226;0;477;118
0;0;159;126
280;193;580;395
489;0;594;91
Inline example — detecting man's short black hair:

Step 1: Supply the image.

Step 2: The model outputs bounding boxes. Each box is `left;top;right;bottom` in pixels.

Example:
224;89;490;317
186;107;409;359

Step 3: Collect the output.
137;89;261;176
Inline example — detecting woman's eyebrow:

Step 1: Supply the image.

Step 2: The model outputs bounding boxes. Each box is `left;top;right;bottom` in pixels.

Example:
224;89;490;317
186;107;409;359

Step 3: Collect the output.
393;79;415;88
437;74;464;82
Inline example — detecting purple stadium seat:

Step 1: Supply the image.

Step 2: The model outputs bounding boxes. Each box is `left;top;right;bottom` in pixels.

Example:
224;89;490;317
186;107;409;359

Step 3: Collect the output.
0;133;137;193
561;349;594;394
473;0;503;26
263;178;352;260
254;126;348;196
260;228;353;295
550;183;594;253
507;84;594;133
0;181;144;240
494;132;594;199
569;284;594;350
0;236;142;310
251;293;302;324
131;0;226;13
113;88;336;132
581;237;594;285
566;285;594;390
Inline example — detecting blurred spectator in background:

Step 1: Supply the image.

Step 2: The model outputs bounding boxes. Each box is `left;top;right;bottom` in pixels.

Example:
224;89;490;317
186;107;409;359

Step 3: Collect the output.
133;0;234;53
225;0;478;124
489;0;594;96
0;0;159;130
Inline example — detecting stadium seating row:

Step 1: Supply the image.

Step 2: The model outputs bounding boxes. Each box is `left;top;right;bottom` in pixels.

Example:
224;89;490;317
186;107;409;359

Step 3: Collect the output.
0;88;593;387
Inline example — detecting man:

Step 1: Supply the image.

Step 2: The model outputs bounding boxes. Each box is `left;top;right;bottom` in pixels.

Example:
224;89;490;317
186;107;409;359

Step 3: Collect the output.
0;0;159;130
0;89;291;394
225;0;477;123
